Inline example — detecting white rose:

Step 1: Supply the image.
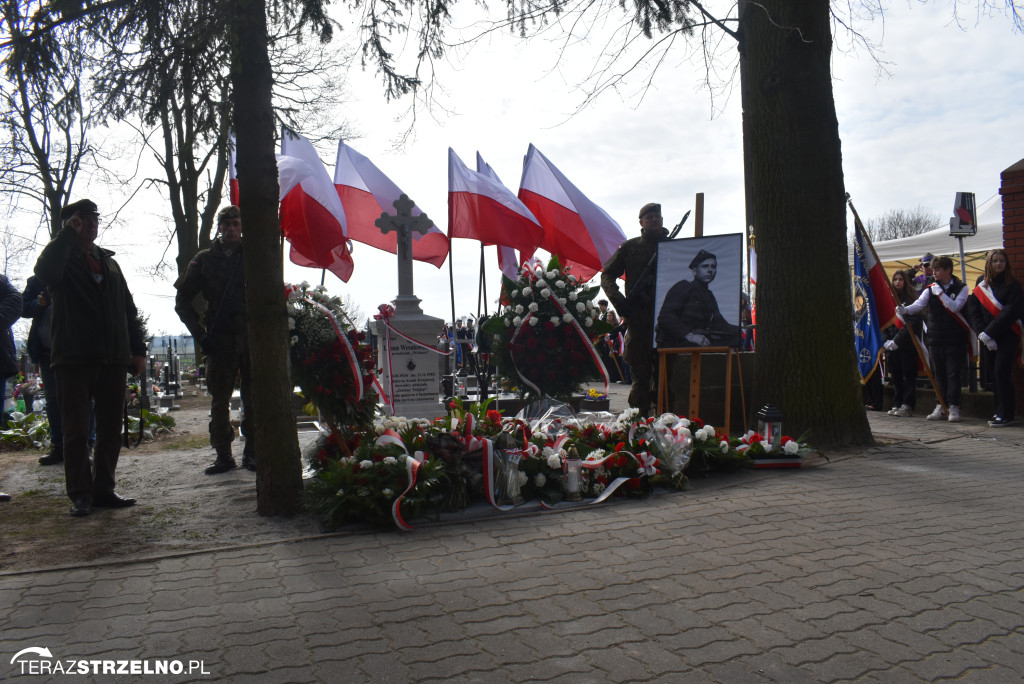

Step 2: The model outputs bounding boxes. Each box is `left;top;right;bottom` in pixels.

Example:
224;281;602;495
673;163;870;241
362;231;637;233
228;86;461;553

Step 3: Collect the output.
522;286;532;296
288;317;296;330
518;471;528;486
555;280;566;289
784;440;799;454
300;280;310;289
534;473;547;487
764;442;774;453
359;460;374;468
547;270;557;279
705;424;715;434
558;297;567;305
515;305;524;314
576;302;586;312
568;275;577;284
536;279;547;289
529;318;539;326
563;313;573;323
383;456;398;465
505;318;512;327
569;292;578;301
586;448;606;461
513;316;522;326
509;289;518;298
382;488;394;498
584;318;593;327
551;317;561;326
541;288;551;298
719;441;729;454
529;302;539;312
547;453;562;469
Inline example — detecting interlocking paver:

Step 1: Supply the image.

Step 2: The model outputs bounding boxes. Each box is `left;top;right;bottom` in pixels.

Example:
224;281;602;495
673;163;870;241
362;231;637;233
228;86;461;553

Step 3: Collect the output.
5;416;1024;682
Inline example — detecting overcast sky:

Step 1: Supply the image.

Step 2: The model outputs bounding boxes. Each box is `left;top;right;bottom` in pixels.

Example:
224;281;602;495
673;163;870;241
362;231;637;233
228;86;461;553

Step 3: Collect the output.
11;1;1022;338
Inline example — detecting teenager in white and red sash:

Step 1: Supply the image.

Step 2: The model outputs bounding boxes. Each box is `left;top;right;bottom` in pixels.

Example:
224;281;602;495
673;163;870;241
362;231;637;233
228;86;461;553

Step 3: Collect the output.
967;249;1023;428
898;256;971;423
882;269;922;417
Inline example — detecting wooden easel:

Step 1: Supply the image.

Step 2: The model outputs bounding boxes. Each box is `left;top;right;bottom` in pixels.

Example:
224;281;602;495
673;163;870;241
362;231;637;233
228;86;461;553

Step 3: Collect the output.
657;346;736;435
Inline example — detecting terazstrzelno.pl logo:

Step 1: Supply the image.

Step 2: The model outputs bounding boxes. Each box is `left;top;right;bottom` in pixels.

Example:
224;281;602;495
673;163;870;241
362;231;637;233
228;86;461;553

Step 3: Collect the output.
11;647;211;676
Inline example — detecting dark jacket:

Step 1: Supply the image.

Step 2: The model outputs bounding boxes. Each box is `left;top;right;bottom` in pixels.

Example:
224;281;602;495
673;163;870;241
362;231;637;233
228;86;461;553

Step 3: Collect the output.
33;225;147;368
924;276;968;347
655;278;740;348
600;228;667;323
21;275;52;364
0;275;21;379
174;238;248;354
968;274;1023;344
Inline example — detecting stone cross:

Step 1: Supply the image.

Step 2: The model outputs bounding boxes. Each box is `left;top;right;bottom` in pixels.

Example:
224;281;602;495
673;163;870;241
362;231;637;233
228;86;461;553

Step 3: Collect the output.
375;194;434;315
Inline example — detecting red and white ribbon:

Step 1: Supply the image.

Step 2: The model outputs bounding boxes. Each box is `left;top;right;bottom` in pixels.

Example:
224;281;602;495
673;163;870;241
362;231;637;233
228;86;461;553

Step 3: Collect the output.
974;280;1024;363
547;295;609;394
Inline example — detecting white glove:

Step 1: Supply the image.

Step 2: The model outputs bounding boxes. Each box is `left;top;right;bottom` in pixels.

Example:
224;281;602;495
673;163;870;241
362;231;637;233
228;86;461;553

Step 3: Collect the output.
979;332;998;351
883;340;898;352
896;304;907;316
930;283;942;296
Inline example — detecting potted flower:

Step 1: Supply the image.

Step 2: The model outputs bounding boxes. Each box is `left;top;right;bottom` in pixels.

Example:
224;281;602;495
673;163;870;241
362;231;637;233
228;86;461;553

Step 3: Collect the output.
580;388;610;412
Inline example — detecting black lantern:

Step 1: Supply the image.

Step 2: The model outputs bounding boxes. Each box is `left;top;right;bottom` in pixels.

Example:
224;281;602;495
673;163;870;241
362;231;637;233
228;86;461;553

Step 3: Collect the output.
755;404;784;451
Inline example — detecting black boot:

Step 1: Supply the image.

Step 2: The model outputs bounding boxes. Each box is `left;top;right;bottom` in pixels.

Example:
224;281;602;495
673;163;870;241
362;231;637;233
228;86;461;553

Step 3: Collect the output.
39;446;64;466
241;449;257;472
204;447;236;475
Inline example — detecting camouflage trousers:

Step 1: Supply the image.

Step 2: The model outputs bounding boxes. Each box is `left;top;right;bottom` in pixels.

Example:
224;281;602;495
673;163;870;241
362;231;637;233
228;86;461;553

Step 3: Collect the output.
206;350;253;452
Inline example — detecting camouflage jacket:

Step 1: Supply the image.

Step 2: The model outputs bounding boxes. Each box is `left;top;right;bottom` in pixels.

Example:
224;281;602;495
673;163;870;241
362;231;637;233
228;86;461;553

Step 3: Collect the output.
174;238;248;353
600;228;667;320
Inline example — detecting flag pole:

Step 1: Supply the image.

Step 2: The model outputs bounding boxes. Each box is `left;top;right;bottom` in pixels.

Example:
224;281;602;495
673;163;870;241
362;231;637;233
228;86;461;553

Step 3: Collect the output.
847;195;946;411
448;240;457;328
479;246;488;317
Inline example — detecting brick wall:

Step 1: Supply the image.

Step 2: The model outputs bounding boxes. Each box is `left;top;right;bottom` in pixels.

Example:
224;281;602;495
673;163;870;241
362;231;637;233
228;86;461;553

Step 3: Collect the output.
999;158;1024;416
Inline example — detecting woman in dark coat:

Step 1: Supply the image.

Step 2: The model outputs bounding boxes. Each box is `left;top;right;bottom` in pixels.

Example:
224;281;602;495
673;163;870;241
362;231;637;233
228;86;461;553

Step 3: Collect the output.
968;249;1023;427
883;269;923;417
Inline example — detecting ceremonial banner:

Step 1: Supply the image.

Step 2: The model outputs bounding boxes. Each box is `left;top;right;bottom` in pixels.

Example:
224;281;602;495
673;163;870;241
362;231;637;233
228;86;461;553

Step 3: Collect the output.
853;225;884;382
518;144;626;281
447;148;544;256
278;129;353;282
334;140;449;268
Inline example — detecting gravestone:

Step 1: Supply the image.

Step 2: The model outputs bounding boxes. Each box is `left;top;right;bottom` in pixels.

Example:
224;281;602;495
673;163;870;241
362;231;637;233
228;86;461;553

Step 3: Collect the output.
373;194;446;419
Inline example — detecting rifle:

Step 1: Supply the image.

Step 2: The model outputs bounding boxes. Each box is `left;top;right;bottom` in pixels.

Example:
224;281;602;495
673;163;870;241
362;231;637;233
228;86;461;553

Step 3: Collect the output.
624;210;691;310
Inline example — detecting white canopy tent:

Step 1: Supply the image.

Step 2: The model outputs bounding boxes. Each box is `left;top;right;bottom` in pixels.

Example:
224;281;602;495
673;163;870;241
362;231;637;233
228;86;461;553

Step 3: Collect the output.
848;194;1004;283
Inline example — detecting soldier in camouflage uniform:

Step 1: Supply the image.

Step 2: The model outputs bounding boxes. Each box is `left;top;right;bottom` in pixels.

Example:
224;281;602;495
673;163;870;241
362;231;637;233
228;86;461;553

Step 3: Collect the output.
600;202;668;416
174;205;255;474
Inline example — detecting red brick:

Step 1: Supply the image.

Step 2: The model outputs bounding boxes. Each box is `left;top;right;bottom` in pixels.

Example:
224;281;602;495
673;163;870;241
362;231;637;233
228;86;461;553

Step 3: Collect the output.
999;184;1024;195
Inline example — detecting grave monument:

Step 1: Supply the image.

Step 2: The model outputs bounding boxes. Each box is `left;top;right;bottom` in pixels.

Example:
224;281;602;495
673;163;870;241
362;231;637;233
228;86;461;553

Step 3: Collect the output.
373;194;446;419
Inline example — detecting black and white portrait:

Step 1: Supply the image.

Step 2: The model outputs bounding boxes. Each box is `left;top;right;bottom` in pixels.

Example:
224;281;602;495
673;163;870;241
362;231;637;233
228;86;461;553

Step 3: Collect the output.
653;234;743;349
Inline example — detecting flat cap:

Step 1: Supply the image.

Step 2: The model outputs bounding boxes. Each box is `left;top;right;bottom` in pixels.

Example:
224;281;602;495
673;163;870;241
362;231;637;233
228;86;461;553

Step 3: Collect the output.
688;249;717;270
60;199;99;222
638;203;661;219
217;205;241;222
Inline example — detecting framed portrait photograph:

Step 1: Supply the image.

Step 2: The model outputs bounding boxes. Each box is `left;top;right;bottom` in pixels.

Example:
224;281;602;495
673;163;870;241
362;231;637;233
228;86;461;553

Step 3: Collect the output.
652;234;743;349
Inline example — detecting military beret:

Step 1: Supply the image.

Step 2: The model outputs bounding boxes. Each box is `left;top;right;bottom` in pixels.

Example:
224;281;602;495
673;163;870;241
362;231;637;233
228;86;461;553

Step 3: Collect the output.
60;199;99;222
638;203;661;219
217;205;241;223
688;249;717;270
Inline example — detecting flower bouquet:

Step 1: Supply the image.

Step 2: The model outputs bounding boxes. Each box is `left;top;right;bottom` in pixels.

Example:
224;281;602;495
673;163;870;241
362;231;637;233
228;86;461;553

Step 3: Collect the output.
484;256;613;403
732;430;811;468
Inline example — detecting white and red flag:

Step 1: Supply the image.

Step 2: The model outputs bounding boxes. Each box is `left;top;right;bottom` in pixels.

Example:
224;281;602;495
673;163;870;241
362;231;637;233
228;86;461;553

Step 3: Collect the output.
517;144;626;281
228;135;239;206
334;140;448;268
447;148;545;261
278;128;354;283
471;151;543;281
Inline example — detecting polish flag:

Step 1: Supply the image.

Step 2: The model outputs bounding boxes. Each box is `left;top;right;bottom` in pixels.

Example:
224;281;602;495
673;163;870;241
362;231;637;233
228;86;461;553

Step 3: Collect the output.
277;129;353;282
228;136;239;206
517;144;626;282
448;148;545;260
471;151;543;281
334;140;448;268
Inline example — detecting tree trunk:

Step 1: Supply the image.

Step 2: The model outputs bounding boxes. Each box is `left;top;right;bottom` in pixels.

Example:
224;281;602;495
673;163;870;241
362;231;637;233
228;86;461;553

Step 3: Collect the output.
229;0;303;514
742;0;872;447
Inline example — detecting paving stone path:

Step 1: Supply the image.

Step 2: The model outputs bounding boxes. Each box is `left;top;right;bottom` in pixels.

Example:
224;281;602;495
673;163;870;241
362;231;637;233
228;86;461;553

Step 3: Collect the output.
3;413;1024;682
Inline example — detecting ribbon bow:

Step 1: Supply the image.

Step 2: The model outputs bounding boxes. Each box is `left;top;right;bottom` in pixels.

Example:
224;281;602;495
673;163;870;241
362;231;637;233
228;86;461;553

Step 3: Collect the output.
637;451;658;477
